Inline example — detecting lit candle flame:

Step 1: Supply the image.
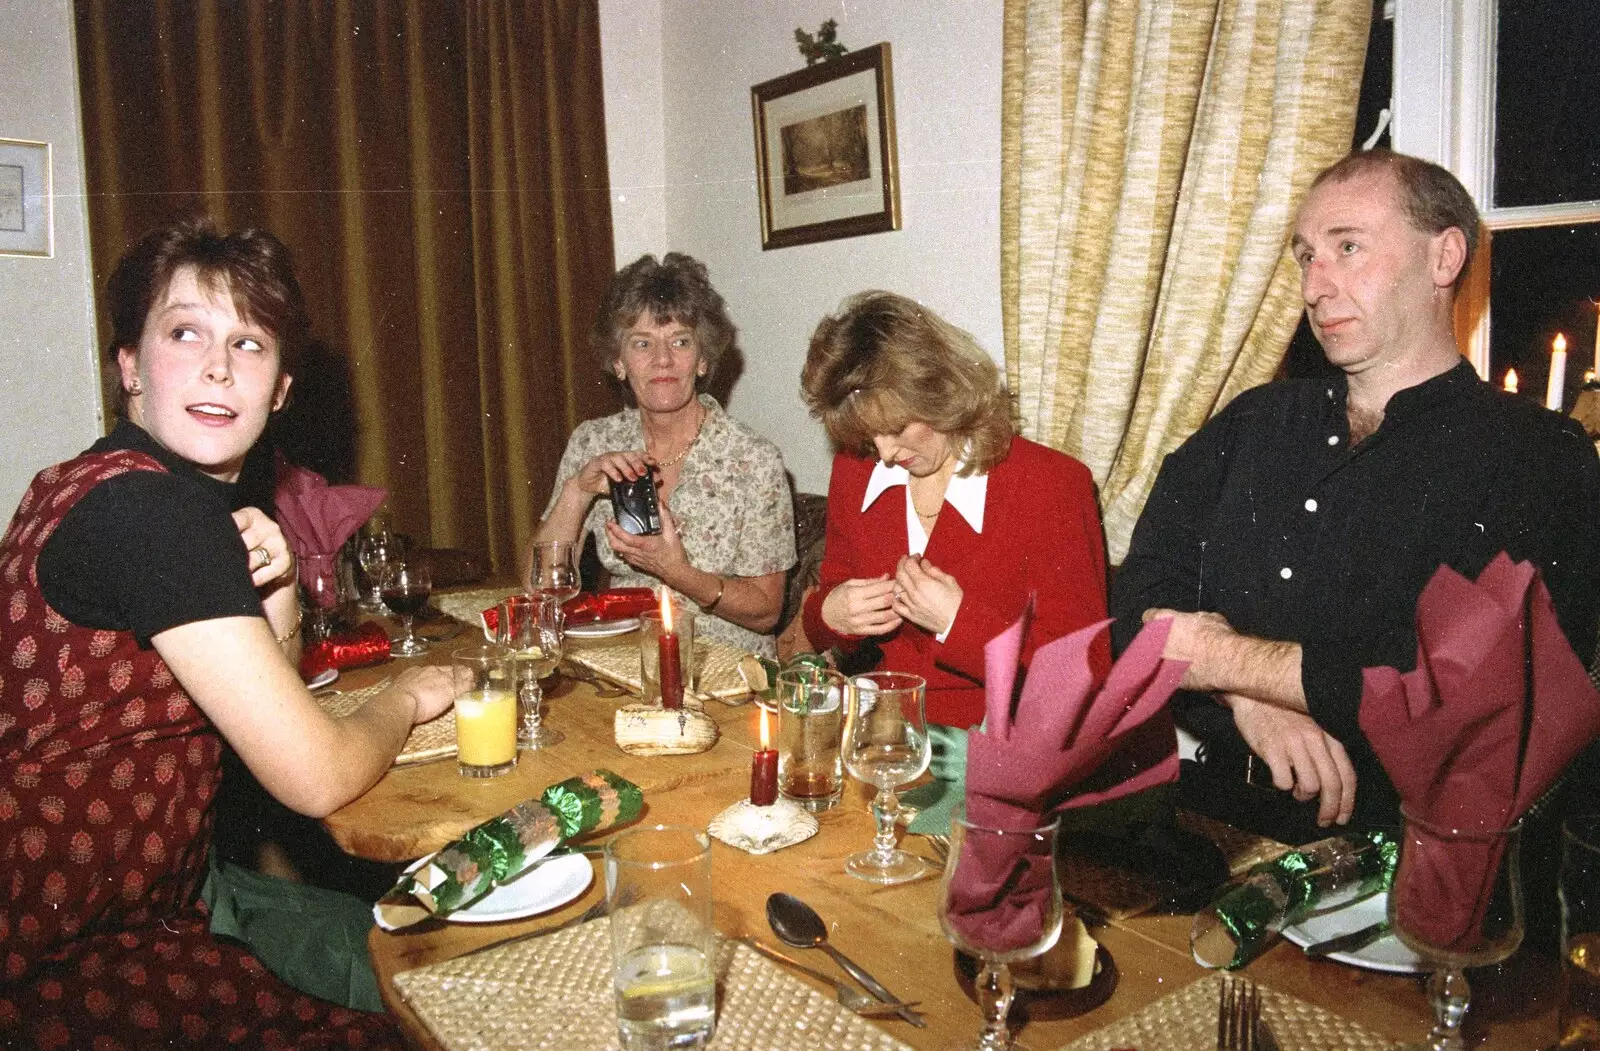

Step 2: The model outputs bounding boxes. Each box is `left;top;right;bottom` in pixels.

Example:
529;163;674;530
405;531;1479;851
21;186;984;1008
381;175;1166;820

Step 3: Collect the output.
660;590;673;633
1504;368;1519;393
1556;333;1569;354
759;707;771;750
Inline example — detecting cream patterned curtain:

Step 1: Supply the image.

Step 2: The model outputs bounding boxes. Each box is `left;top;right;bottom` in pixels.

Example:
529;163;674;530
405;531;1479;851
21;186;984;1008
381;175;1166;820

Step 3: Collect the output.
1000;0;1372;562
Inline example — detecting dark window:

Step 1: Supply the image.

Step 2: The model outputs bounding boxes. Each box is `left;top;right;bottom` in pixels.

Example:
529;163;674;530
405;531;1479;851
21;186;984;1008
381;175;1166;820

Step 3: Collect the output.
1487;223;1600;410
1494;0;1600;208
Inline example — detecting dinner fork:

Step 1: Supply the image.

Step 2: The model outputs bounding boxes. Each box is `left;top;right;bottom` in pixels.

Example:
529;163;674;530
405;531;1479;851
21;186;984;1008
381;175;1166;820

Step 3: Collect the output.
1217;975;1261;1051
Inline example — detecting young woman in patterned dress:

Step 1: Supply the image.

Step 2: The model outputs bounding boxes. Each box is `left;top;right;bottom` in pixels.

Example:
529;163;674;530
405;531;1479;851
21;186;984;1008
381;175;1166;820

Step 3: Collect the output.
0;219;462;1048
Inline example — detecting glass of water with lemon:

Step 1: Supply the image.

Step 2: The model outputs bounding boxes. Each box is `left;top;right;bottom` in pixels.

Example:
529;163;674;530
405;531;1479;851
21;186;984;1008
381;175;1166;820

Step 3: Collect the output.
606;825;715;1049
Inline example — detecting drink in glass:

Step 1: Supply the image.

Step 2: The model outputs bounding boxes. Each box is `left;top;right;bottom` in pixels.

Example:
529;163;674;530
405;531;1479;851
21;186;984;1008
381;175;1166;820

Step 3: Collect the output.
529;539;582;604
380;560;431;657
606;825;716;1050
1562;815;1600;1049
496;594;565;750
776;666;846;812
452;646;516;777
843;671;931;884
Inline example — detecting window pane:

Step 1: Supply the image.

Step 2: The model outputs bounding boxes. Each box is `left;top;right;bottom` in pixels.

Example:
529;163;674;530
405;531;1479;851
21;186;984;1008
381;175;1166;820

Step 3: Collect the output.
1487;223;1600;411
1494;0;1600;207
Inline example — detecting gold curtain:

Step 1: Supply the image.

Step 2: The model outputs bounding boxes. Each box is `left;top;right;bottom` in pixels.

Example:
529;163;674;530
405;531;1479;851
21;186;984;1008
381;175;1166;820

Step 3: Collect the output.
1000;0;1371;562
74;0;620;573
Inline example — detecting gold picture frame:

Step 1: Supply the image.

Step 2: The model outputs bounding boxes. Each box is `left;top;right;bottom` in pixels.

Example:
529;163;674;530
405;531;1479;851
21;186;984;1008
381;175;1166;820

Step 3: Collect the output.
751;43;900;251
0;138;52;258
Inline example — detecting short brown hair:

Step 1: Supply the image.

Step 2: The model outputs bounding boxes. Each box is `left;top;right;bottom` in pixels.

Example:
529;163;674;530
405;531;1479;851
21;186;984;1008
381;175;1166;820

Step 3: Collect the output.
1310;149;1481;288
106;216;310;372
591;253;737;385
801;291;1014;475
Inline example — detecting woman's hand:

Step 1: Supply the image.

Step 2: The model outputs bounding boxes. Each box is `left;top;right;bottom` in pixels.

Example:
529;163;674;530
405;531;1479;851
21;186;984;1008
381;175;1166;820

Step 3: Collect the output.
389;663;470;726
605;502;693;584
892;554;962;635
821;574;903;637
571;450;653;496
233;507;295;589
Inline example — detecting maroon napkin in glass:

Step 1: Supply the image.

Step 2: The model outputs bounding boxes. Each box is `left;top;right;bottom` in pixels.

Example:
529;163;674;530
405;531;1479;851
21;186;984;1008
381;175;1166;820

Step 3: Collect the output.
273;461;386;560
1360;554;1600;951
946;612;1188;952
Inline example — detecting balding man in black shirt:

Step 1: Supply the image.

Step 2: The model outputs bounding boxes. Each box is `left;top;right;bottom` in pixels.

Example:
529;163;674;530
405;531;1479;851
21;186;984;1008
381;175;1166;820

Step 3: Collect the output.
1112;150;1600;844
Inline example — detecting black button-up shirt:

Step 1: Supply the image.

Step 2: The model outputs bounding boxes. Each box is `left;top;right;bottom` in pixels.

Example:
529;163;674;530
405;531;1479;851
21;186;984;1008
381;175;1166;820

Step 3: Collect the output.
1112;360;1600;825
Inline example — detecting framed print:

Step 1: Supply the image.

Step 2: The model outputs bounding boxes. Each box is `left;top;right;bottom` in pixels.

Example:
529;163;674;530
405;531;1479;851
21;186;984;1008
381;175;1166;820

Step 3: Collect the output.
0;138;52;258
751;43;900;250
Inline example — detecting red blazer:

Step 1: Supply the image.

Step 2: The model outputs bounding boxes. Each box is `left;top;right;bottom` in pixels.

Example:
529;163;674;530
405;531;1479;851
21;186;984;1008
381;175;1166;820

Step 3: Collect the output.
803;436;1110;727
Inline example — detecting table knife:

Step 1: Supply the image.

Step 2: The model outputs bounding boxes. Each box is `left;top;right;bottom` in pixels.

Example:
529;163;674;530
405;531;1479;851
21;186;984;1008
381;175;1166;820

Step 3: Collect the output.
1302;919;1390;958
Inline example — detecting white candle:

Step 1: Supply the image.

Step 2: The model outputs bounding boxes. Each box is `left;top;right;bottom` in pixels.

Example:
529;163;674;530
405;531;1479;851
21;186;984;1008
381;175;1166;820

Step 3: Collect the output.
1594;301;1599;377
1547;333;1568;412
1504;368;1519;393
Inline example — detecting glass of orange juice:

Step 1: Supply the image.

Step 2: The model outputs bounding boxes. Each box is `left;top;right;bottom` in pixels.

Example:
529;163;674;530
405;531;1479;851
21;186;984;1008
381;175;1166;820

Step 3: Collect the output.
453;645;517;778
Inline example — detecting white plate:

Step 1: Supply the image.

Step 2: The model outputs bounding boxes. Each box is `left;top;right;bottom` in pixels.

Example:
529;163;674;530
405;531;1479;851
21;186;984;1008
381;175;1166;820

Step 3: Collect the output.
374;852;593;931
567;617;641;639
1281;891;1423;973
306;667;338;690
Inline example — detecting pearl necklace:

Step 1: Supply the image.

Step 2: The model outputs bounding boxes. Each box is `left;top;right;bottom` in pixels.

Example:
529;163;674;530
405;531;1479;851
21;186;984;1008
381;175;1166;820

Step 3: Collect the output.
650;405;705;470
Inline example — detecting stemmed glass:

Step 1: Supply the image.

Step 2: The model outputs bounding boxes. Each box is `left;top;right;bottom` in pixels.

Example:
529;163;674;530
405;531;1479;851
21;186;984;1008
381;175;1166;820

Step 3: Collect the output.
529;540;582;604
938;803;1063;1051
380;560;432;657
498;593;566;749
298;552;340;643
1388;810;1524;1051
843;671;931;884
356;527;399;613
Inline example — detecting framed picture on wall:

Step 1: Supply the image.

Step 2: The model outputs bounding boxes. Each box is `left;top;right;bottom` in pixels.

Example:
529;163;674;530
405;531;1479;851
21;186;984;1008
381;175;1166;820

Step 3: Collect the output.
751;43;900;251
0;138;52;258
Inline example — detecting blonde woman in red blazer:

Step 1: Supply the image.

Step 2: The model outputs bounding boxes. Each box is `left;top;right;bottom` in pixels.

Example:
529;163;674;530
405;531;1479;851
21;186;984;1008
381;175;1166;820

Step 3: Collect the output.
800;292;1110;728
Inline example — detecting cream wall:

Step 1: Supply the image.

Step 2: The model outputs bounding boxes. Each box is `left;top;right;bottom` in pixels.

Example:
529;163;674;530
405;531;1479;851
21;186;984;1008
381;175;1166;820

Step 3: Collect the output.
0;1;102;513
599;1;1005;496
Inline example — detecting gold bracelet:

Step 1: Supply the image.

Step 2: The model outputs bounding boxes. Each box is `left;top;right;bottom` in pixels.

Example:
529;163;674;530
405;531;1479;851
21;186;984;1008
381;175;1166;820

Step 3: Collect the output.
276;606;303;647
701;576;726;614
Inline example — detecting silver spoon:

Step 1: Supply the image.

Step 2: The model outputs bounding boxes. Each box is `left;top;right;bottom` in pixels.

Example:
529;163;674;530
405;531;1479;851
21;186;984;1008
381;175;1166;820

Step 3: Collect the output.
740;938;923;1019
765;893;926;1027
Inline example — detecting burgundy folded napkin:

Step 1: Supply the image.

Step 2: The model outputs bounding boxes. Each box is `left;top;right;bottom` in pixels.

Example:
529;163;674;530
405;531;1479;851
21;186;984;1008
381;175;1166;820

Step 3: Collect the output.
1359;554;1600;951
273;460;387;560
946;612;1188;952
301;622;392;679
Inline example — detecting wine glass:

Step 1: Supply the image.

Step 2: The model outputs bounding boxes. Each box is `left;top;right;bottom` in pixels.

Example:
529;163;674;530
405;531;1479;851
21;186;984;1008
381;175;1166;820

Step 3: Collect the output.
298;552;340;643
380;560;432;657
529;540;581;604
1387;810;1524;1051
938;803;1063;1051
842;671;931;884
356;527;398;612
498;593;566;749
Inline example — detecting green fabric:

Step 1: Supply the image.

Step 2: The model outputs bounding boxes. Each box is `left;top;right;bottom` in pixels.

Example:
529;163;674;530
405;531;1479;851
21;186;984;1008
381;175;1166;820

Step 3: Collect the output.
903;724;969;835
202;854;383;1013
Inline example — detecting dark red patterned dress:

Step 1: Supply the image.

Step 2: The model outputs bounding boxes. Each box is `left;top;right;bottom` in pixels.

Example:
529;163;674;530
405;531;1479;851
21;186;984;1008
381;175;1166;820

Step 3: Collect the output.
0;450;399;1049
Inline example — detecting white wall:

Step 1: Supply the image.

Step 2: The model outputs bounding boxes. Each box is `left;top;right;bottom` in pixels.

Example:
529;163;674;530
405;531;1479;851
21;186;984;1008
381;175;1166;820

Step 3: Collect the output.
600;1;1005;496
0;1;102;513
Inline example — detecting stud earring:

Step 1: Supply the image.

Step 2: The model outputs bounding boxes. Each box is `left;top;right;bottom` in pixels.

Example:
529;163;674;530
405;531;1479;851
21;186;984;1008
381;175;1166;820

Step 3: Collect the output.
128;381;142;396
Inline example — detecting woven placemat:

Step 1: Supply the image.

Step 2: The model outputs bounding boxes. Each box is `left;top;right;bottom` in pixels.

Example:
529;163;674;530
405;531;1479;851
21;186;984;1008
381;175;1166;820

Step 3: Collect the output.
393;918;913;1051
1051;973;1393;1051
1059;812;1290;921
569;635;754;705
436;587;522;628
317;680;456;766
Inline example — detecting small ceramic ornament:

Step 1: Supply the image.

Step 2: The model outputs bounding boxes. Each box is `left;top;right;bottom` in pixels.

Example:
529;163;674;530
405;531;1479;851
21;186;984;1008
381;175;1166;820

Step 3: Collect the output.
707;797;818;855
613;702;719;756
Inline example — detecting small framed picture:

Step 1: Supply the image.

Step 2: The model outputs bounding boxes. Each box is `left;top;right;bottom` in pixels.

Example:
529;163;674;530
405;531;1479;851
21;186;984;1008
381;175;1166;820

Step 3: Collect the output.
751;43;901;251
0;138;52;258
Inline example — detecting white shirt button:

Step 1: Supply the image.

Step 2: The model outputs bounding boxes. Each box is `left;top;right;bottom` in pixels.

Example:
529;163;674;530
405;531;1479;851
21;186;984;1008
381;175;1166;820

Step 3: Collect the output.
1304;498;1318;513
1327;435;1339;445
1280;567;1293;579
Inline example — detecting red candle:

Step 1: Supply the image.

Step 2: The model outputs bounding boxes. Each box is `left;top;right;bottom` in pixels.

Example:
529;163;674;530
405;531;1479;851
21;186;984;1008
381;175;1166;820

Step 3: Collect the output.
751;707;778;806
657;592;684;710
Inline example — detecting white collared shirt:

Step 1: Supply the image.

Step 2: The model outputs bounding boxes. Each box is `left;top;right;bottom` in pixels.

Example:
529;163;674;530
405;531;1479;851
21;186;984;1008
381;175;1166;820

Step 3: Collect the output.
860;460;988;641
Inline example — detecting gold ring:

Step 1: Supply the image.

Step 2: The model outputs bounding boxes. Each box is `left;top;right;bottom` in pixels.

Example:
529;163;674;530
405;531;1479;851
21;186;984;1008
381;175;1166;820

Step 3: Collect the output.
251;546;272;571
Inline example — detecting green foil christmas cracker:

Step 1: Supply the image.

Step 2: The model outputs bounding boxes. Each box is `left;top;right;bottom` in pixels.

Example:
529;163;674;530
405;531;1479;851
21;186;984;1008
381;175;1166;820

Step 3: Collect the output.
1190;828;1397;969
376;769;642;929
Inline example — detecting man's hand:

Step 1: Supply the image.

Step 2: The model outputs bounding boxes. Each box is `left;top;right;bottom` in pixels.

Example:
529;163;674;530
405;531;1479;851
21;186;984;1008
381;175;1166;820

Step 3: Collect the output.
891;554;961;635
1225;694;1357;827
821;574;903;637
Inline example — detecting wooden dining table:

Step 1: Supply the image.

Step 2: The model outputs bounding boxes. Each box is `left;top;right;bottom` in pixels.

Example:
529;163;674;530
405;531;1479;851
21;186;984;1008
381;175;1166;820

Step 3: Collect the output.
322;627;1562;1050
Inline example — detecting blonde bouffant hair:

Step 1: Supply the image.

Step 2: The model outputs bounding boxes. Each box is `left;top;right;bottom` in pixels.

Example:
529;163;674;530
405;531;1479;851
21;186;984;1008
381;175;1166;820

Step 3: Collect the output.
800;291;1014;475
